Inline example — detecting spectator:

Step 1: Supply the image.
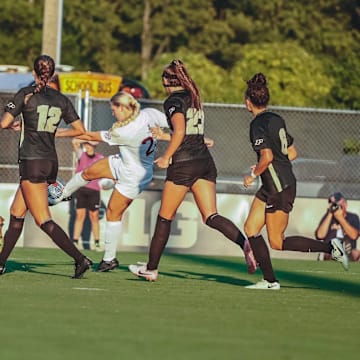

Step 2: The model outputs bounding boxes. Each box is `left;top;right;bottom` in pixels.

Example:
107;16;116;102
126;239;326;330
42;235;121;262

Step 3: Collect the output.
71;139;104;250
315;192;360;261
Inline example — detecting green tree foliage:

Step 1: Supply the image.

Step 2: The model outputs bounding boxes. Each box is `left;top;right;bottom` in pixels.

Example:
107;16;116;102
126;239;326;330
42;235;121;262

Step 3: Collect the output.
229;42;334;107
0;0;43;66
1;0;360;109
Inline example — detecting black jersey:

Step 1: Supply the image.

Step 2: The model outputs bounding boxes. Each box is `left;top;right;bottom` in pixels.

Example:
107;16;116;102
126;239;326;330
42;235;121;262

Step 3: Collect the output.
163;90;211;163
5;85;79;161
250;111;296;194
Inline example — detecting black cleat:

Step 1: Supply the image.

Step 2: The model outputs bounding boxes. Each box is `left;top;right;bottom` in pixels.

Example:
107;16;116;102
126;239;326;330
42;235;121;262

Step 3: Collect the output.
72;256;93;279
96;258;119;272
0;264;6;275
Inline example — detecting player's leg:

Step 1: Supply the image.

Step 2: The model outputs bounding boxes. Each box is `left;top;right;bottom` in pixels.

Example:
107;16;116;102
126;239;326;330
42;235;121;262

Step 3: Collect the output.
0;187;27;273
62;157;114;199
96;189;132;272
148;181;188;269
192;179;257;273
22;180;92;277
244;197;278;284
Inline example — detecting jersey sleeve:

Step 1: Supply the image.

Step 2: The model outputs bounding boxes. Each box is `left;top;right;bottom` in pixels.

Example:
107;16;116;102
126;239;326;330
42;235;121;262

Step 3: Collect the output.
164;95;186;119
4;88;27;118
61;96;80;124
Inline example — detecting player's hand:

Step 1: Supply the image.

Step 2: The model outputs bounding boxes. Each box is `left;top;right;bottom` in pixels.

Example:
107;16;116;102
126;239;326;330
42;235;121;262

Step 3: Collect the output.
154;156;172;169
150;126;164;140
204;137;214;148
243;174;255;188
11;120;21;131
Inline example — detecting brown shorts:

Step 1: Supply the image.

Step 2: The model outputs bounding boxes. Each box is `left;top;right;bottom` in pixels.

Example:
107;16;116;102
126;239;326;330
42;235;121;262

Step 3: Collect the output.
256;183;296;214
166;157;217;187
75;187;101;211
19;159;58;184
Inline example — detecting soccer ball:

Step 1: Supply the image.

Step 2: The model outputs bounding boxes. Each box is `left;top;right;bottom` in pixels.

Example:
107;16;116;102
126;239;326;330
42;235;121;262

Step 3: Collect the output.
99;178;115;190
48;179;65;206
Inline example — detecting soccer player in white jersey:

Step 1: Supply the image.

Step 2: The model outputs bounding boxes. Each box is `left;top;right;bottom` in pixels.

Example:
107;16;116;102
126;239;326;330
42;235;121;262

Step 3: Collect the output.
56;91;168;272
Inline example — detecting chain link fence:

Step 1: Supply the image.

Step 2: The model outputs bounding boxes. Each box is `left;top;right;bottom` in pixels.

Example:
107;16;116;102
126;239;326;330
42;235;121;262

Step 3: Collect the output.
1;92;360;199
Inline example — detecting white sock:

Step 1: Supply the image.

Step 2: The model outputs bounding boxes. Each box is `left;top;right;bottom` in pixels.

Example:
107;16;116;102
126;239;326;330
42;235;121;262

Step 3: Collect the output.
103;221;122;261
63;172;89;198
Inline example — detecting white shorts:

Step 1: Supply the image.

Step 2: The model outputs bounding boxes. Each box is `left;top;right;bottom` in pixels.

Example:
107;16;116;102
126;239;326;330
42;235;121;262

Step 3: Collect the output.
108;154;153;199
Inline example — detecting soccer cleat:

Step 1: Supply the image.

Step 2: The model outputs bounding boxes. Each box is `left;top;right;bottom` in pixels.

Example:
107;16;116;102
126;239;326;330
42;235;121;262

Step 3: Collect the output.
331;238;349;271
245;279;280;290
48;195;72;207
128;262;158;281
72;256;93;279
0;264;6;275
96;258;119;272
244;239;257;274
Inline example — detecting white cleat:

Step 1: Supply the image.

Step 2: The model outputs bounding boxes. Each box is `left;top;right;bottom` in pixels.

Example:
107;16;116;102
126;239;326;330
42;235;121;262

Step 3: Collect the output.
128;262;158;281
330;238;349;271
245;279;280;290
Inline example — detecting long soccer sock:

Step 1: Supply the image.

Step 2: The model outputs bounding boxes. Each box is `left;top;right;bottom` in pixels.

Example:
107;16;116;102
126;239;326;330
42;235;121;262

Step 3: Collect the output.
40;220;84;263
63;172;89;198
205;213;246;249
147;215;172;270
282;236;332;253
103;221;122;261
0;215;25;266
248;234;277;283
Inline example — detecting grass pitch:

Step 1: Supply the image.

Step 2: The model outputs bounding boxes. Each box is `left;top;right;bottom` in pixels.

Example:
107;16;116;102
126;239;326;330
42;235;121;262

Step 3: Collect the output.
0;247;359;360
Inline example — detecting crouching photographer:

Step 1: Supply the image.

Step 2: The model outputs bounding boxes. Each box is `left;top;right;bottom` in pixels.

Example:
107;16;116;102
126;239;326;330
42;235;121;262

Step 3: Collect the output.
315;192;360;261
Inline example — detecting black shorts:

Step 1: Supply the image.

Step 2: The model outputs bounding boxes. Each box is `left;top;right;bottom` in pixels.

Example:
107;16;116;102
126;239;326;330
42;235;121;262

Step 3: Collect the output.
75;187;101;211
256;183;296;214
19;159;58;184
166;157;217;187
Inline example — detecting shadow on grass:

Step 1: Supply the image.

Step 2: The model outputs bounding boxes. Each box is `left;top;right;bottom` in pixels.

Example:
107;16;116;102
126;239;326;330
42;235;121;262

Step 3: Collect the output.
165;253;360;297
3;260;74;278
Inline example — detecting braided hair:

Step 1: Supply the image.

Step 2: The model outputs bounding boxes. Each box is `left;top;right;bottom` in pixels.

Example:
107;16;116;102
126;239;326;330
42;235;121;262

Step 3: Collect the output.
109;91;140;133
33;55;55;94
245;73;270;107
162;59;202;110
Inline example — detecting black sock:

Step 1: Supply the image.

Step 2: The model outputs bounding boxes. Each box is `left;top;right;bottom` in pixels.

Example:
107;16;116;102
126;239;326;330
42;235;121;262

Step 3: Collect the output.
248;235;277;283
40;220;84;263
147;215;171;270
0;215;25;266
283;236;332;253
205;213;246;249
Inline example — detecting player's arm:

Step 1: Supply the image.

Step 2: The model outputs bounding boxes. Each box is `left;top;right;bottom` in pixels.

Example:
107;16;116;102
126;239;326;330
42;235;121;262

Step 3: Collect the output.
287;144;297;161
75;131;103;142
0;112;15;129
55;119;85;138
155;112;185;168
243;148;273;188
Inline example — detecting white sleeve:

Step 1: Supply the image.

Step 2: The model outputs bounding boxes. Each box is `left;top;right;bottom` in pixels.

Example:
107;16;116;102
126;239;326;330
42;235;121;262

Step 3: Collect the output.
100;130;122;146
142;108;168;128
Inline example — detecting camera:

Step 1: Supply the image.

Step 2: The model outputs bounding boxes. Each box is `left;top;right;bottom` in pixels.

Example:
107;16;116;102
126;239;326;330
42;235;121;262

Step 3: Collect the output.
330;202;339;213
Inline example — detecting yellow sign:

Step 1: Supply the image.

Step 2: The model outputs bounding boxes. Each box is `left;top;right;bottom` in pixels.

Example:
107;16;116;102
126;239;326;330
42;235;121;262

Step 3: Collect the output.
58;72;122;99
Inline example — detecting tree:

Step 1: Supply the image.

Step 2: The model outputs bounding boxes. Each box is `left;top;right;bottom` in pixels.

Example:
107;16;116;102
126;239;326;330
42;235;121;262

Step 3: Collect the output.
229;42;334;107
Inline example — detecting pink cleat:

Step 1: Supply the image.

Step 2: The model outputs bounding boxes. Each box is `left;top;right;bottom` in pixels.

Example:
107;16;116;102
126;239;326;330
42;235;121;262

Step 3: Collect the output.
244;239;257;274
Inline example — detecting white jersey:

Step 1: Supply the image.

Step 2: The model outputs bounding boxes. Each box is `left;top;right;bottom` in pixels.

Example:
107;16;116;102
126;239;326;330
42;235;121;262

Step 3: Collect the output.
100;107;167;199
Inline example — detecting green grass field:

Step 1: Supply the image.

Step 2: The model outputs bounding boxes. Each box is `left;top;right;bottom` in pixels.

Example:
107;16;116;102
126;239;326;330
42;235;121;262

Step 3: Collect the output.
0;247;359;360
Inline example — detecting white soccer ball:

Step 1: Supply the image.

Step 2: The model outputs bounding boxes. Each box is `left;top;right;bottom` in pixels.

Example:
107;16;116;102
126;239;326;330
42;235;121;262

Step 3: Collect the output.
99;178;115;190
48;179;65;206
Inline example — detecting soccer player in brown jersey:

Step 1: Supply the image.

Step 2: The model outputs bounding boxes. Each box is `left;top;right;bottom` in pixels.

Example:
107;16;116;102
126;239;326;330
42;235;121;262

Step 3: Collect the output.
0;54;92;278
243;73;348;290
129;59;257;281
